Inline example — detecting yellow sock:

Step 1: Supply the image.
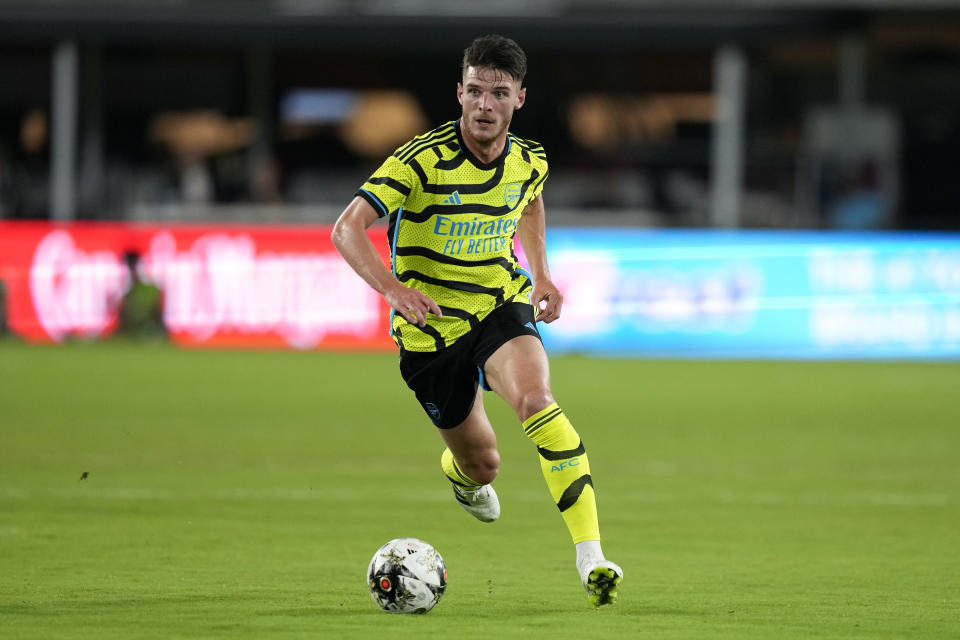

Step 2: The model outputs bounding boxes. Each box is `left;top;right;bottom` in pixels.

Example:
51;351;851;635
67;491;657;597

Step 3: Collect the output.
441;447;482;489
522;403;600;544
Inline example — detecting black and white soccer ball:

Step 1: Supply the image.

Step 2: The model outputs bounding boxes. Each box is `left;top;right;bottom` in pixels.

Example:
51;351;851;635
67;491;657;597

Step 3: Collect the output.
367;537;447;614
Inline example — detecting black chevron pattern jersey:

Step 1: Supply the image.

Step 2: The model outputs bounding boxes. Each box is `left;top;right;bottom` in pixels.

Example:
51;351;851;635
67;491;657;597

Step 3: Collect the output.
356;119;549;352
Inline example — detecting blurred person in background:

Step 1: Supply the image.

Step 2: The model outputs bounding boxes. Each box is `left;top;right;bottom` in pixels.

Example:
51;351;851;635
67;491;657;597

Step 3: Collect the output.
8;109;50;219
116;251;165;340
827;161;885;230
332;34;622;608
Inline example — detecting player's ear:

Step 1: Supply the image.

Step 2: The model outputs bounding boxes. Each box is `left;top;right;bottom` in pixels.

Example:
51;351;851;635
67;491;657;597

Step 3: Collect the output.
515;87;526;111
457;82;464;106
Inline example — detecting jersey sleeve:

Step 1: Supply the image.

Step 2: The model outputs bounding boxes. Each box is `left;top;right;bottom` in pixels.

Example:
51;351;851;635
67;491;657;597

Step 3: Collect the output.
524;147;549;209
530;165;549;202
355;155;417;218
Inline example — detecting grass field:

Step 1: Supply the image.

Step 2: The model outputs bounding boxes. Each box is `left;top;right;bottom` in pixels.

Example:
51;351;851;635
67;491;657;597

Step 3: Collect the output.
1;340;958;639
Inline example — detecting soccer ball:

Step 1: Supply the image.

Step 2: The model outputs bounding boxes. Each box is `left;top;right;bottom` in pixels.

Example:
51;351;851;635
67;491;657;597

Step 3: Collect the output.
367;537;447;614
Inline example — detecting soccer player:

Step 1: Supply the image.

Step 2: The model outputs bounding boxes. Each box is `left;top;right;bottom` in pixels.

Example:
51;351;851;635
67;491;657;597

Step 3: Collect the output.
332;34;622;607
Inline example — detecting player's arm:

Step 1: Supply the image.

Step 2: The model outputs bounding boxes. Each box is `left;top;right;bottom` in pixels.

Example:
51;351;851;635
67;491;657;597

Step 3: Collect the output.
331;196;441;328
516;193;563;323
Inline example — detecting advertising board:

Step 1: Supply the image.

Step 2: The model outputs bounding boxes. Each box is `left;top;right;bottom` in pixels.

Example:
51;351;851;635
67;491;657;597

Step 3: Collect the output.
2;222;959;359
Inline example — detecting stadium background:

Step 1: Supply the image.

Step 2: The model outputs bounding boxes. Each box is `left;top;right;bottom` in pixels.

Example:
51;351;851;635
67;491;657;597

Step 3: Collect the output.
2;0;960;356
1;2;959;638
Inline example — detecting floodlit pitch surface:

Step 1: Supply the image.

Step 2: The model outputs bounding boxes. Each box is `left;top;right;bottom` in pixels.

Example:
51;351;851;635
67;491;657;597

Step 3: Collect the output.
1;341;958;638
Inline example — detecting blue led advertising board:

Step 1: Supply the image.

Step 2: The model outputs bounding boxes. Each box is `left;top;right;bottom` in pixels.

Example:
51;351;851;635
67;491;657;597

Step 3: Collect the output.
538;230;960;359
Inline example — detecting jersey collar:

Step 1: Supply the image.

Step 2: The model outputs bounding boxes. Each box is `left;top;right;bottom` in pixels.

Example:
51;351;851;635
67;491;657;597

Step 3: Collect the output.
454;118;511;170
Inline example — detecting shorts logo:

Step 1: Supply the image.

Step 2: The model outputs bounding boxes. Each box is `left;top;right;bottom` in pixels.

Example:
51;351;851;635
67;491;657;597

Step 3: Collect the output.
504;183;522;209
424;402;441;420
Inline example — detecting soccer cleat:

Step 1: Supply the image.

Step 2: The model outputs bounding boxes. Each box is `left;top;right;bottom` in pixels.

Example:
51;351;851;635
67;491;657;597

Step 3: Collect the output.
579;560;623;608
452;483;500;523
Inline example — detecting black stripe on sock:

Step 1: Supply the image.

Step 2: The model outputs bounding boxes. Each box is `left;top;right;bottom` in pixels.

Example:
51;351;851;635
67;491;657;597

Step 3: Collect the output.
556;474;594;512
537;440;585;461
445;475;475;490
523;407;562;436
451;459;480;488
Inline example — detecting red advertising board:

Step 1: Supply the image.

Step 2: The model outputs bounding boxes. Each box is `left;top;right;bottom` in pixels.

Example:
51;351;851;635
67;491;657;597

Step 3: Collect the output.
0;221;396;351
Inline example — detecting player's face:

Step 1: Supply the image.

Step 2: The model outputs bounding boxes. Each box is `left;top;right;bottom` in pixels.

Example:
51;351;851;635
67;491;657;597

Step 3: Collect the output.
458;65;526;148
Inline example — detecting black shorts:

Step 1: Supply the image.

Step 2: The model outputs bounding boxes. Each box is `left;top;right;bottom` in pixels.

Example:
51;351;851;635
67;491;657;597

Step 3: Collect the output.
399;302;541;429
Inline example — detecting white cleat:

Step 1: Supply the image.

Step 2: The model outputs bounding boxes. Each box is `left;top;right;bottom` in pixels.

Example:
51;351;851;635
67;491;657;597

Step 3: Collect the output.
578;560;623;608
452;484;500;523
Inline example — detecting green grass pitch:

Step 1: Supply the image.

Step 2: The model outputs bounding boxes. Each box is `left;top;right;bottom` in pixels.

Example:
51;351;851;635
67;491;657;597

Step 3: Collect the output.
1;340;958;638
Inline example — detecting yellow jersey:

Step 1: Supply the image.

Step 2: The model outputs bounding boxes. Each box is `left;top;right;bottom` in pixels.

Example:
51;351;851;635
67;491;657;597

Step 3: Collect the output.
356;119;549;351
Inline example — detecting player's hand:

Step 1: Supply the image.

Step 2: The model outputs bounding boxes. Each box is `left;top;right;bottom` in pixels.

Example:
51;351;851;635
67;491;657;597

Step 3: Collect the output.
384;283;442;328
531;280;563;323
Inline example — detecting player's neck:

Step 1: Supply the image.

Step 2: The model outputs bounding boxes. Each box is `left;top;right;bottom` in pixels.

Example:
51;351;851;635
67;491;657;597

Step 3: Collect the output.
460;131;506;165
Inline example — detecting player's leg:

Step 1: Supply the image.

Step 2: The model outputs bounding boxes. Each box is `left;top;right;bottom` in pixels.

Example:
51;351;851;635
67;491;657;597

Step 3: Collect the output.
399;340;501;522
436;387;501;522
438;384;499;486
483;335;597;540
483;334;622;606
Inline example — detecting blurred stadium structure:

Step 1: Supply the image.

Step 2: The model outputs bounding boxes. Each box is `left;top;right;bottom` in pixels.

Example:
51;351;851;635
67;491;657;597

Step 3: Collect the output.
1;0;959;229
2;1;959;358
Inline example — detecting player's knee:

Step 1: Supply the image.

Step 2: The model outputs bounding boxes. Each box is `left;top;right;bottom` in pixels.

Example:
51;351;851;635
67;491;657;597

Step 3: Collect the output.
516;389;555;423
462;449;500;485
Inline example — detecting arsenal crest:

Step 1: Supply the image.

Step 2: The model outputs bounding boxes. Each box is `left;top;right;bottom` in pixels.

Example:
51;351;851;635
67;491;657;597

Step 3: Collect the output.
504;183;522;209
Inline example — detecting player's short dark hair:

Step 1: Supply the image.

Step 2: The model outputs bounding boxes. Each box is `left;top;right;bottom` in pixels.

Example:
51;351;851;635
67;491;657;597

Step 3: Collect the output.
461;34;527;86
